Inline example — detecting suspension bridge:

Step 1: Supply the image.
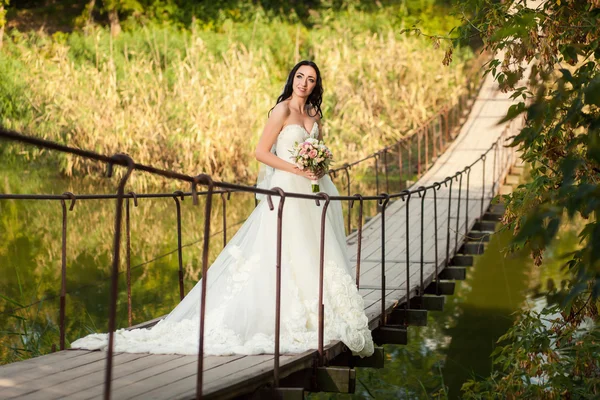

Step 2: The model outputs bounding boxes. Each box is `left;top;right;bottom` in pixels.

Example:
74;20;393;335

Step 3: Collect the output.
0;55;526;399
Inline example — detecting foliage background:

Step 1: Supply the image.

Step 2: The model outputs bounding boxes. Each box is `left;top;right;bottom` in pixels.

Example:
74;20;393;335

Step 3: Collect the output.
1;0;474;188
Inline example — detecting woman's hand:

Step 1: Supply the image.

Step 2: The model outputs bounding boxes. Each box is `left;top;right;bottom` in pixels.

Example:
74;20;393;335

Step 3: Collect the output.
295;168;319;181
314;167;327;179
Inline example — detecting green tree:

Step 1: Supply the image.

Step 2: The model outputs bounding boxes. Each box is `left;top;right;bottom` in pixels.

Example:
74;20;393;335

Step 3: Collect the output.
445;0;600;304
405;0;600;396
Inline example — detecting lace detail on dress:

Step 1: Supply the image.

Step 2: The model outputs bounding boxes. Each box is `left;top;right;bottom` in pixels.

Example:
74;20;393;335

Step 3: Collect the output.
200;256;374;357
224;246;260;300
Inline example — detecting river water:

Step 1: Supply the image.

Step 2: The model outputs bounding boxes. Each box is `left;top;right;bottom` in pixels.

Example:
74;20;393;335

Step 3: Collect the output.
0;162;572;398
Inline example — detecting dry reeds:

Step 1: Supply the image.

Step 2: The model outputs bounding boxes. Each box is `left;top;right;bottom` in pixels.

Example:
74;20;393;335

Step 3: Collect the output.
1;21;474;188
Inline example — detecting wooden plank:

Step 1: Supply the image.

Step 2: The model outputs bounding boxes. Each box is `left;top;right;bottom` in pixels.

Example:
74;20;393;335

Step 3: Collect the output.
113;354;248;399
439;267;467;280
0;350;88;378
424;281;455;295
147;354;285;399
372;326;408;345
459;242;485;255
330;347;385;369
10;353;149;400
450;255;474;266
45;353;183;400
387;308;428;326
409;296;445;311
467;231;492;242
1;350;107;396
473;220;497;232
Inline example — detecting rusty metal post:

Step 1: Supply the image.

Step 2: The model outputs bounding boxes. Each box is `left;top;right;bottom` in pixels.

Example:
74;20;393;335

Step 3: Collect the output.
343;165;351;234
397;142;403;191
408;136;413;178
383;150;389;194
173;191;185;301
418;187;427;303
374;154;380;199
417;129;422;176
465;167;471;237
433;183;441;295
316;192;331;366
351;194;364;289
492;142;498;197
267;187;285;387
379;193;390;326
194;174;214;400
221;190;231;248
59;192;76;351
425;126;429;169
125;191;138;328
445;177;454;268
481;156;486;217
433;118;439;160
401;190;411;316
454;173;463;253
444;107;450;144
104;154;135;400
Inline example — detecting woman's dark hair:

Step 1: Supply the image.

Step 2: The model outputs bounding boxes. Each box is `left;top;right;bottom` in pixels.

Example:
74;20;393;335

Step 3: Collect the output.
269;60;323;118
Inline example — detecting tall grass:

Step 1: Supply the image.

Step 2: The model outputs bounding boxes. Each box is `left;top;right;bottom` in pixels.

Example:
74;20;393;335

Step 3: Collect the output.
0;9;473;188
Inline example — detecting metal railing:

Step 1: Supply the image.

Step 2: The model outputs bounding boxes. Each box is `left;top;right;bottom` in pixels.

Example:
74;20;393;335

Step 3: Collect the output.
0;81;522;400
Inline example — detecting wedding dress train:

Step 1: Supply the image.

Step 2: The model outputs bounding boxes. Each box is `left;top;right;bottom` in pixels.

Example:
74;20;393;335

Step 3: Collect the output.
71;122;375;357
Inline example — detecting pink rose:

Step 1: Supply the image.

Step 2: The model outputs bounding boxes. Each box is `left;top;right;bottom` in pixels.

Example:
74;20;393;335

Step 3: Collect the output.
309;149;318;158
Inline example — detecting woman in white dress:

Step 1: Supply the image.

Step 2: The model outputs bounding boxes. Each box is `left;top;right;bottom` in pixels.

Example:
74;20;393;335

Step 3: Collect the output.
72;60;375;358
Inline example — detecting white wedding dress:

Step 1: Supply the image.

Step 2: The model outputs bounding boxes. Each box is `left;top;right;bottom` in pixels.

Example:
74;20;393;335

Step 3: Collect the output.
72;122;374;357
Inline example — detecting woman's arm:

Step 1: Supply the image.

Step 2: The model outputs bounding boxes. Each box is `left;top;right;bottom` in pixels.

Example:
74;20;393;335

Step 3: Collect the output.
255;103;317;180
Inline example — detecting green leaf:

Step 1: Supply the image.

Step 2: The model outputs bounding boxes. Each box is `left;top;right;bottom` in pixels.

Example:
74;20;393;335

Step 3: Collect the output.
584;75;600;106
559;68;574;83
559;45;578;64
0;292;25;308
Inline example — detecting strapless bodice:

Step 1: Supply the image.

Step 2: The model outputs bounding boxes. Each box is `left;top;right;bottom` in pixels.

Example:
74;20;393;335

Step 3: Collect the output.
275;121;318;162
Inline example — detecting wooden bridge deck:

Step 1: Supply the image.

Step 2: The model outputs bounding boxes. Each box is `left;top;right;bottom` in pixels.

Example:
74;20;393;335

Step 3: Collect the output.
0;67;524;399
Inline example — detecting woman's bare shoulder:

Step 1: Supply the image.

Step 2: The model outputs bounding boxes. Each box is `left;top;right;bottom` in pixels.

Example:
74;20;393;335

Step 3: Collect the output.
271;101;291;119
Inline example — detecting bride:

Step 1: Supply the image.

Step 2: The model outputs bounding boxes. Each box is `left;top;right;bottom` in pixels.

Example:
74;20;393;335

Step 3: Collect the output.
72;60;375;358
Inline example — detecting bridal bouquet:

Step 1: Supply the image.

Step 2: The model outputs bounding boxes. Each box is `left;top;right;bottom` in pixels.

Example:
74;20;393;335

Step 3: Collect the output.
290;138;333;192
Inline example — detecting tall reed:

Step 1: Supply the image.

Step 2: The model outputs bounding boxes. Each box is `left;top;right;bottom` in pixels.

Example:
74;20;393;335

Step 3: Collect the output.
0;14;473;188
